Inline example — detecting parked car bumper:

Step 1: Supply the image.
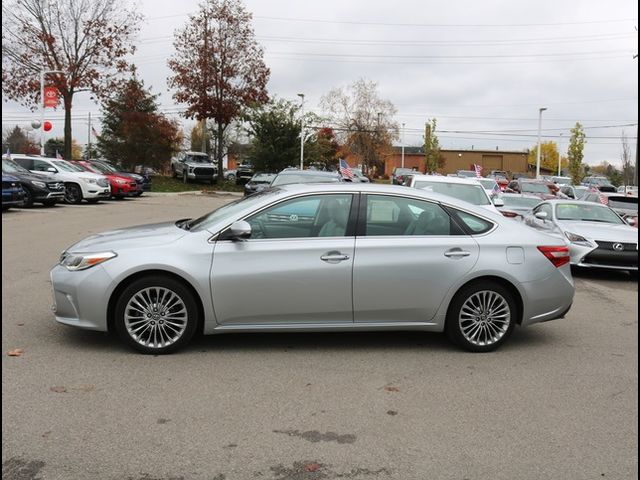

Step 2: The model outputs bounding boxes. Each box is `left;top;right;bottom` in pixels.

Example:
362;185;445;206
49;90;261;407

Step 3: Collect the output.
82;186;111;199
519;266;575;326
570;241;638;271
2;187;25;207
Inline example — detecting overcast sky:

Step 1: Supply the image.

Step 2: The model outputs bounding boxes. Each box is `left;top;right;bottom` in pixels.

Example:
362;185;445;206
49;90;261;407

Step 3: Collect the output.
2;0;638;166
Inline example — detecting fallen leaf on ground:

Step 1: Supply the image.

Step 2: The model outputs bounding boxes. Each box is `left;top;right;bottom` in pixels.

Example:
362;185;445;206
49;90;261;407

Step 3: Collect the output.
7;349;24;357
304;463;321;472
384;386;400;392
49;386;67;393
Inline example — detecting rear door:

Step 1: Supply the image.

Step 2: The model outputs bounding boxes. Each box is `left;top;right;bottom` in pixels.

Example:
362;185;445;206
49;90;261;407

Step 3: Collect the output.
352;194;480;324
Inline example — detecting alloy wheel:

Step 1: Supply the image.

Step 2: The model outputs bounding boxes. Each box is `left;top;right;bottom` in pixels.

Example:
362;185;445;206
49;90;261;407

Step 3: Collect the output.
458;290;511;347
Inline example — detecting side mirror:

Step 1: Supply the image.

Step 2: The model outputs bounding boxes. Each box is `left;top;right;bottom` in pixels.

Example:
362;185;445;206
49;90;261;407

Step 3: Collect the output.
47;167;57;173
228;220;252;240
535;211;548;220
493;197;505;207
626;217;636;226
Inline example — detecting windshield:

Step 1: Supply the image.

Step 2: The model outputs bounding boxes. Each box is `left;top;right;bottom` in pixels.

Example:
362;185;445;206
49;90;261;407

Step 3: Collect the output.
186;154;211;163
53;160;83;172
556;203;624;224
587;177;611;186
88;162;110;174
520;182;549;194
608;197;638;212
477;179;498;189
501;196;541;208
414;181;491;205
94;162;118;173
394;168;415;176
552;176;571;184
188;190;280;232
2;158;30;174
251;173;276;183
271;173;340;186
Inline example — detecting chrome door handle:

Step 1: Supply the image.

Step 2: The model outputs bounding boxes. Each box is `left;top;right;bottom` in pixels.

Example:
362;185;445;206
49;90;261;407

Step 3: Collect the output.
444;250;471;258
320;252;350;263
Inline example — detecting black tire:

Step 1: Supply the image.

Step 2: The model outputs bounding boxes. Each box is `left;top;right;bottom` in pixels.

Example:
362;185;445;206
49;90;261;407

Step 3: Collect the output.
629;271;638;281
445;280;517;352
64;183;83;204
21;187;34;208
42;199;57;207
114;275;199;354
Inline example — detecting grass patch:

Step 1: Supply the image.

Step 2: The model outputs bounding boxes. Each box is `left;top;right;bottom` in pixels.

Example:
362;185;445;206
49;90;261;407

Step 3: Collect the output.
152;175;243;193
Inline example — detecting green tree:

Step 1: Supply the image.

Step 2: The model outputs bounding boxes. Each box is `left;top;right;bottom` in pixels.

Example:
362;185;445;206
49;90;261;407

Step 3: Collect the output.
305;127;340;170
567;123;587;185
246;99;300;172
423;118;445;173
2;125;39;154
97;76;182;170
44;138;65;158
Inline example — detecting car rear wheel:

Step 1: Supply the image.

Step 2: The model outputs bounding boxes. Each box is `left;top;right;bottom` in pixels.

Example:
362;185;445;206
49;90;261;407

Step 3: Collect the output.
114;275;199;354
64;183;82;204
446;281;516;352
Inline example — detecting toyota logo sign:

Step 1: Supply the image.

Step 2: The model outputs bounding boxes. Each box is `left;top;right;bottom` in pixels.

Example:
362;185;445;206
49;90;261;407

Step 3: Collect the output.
613;243;624;251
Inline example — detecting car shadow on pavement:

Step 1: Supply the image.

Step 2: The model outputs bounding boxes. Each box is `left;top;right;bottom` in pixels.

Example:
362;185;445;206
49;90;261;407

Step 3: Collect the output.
571;267;636;282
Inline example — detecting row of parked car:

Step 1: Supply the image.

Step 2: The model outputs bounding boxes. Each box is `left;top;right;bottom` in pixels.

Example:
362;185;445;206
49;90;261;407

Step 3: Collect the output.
2;154;152;210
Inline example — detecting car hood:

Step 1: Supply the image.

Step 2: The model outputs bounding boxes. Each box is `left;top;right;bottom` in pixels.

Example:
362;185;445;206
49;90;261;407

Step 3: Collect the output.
557;220;638;242
66;221;188;252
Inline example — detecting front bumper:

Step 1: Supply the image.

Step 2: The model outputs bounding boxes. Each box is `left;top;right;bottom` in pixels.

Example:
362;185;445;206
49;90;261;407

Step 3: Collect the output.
50;264;113;331
2;188;25;206
570;241;638;271
83;186;111;199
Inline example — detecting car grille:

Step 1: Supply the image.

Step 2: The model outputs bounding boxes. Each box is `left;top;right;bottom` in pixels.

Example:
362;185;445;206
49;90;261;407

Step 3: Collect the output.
47;182;64;191
582;241;639;268
193;167;215;176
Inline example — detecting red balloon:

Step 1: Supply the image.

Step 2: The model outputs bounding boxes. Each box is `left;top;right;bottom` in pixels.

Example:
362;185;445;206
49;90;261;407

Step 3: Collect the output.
43;121;53;132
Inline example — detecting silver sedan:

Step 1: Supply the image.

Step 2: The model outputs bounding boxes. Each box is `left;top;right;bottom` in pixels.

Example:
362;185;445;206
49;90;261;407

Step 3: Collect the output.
50;184;575;354
524;200;638;275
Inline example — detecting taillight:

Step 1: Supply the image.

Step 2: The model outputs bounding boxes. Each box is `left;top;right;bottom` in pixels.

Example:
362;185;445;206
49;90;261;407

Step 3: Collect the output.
501;211;518;218
537;246;571;268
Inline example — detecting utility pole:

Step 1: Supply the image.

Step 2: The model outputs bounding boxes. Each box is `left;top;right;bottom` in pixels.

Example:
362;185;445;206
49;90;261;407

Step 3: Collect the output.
202;13;209;155
424;122;431;172
298;93;305;170
87;112;92;160
535;107;547;179
557;132;563;176
401;123;405;168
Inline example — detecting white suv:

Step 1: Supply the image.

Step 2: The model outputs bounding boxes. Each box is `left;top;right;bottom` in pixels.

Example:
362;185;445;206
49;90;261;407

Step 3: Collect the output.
407;174;502;213
12;156;110;204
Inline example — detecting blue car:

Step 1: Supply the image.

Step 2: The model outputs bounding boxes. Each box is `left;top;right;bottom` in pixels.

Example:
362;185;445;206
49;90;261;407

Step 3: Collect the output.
2;174;26;210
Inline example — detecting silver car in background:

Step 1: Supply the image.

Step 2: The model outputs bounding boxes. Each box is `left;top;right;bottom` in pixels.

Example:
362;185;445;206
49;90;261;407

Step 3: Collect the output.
50;184;574;354
524;200;638;276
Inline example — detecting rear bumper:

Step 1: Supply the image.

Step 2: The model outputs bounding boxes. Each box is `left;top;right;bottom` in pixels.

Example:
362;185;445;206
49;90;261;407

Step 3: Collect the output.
520;269;575;326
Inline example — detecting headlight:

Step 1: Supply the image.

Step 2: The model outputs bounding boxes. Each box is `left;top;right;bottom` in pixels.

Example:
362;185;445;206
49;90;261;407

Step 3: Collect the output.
60;251;117;271
564;232;592;246
31;180;46;188
115;179;128;184
81;177;98;184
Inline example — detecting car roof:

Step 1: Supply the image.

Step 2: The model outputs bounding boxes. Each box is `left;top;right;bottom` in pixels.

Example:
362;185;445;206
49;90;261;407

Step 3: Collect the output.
277;169;340;177
409;174;484;185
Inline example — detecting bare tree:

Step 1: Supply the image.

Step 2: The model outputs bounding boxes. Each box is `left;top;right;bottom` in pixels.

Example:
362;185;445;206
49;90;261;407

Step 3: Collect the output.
620;131;634;186
168;0;270;183
321;78;398;174
1;0;142;160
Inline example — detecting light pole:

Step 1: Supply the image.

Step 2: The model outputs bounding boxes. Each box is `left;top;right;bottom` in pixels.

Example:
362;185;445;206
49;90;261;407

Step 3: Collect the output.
401;123;405;168
40;69;64;155
297;93;304;170
557;132;563;176
535;107;547;179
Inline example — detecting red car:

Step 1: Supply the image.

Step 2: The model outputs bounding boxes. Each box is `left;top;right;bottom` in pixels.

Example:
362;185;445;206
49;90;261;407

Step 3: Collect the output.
71;160;140;199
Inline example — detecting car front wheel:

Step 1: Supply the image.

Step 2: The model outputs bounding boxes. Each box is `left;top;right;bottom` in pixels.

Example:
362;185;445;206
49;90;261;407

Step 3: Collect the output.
64;183;83;204
114;275;199;354
446;281;516;352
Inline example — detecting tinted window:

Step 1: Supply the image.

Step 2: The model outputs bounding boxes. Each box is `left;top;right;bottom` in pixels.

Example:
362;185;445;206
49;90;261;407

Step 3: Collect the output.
501;196;540;208
2;159;30;174
363;195;461;236
608;197;638;211
13;158;34;170
520;182;549;194
245;194;353;239
32;159;52;172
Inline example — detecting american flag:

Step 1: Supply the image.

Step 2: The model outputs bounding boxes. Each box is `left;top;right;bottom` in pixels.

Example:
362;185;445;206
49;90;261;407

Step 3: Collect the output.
55;150;63;159
473;164;483;178
492;182;501;194
590;187;608;205
339;159;354;179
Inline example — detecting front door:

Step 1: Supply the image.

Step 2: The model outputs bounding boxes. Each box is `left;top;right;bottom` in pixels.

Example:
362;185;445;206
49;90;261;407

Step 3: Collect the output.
211;193;356;325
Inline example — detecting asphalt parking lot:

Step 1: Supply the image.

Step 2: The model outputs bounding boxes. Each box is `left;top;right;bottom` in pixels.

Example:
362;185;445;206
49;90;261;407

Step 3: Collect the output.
2;193;638;480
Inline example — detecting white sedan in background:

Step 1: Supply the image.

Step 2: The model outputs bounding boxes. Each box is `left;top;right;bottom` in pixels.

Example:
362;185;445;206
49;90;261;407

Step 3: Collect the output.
407;174;503;213
11;155;111;204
